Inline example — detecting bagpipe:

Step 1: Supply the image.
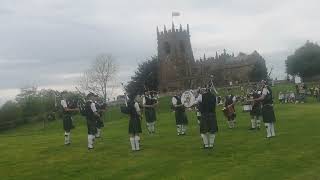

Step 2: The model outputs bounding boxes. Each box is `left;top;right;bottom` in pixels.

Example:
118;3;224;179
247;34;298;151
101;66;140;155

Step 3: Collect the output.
222;105;235;117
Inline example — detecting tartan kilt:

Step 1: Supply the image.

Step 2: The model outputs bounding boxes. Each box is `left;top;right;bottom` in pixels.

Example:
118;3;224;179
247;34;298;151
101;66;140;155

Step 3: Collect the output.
175;111;188;125
145;107;156;123
250;105;262;117
129;116;142;134
87;117;97;135
96;117;104;128
262;105;276;123
63;114;73;132
200;113;218;134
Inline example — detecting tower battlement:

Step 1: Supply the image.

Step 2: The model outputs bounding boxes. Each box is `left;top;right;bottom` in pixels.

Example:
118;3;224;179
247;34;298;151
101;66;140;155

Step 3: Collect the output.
157;23;190;39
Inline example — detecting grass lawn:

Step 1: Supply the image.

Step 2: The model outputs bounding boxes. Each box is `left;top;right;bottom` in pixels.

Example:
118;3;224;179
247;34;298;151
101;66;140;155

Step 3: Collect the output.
1;94;320;179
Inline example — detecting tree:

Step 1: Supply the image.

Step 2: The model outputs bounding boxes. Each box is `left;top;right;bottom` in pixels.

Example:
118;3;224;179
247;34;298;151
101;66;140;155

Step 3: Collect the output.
248;51;268;82
125;56;159;97
286;41;320;79
80;54;118;102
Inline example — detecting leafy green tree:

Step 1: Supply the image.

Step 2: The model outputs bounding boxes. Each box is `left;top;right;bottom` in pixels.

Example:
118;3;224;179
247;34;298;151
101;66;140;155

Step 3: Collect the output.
249;51;268;82
125;56;159;97
286;41;320;79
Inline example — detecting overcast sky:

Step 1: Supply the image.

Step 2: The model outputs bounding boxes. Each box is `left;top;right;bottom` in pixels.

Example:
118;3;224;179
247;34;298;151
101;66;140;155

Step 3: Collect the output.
0;0;319;104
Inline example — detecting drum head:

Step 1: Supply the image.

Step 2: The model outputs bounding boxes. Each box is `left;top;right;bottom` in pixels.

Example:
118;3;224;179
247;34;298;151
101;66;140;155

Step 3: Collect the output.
181;90;196;108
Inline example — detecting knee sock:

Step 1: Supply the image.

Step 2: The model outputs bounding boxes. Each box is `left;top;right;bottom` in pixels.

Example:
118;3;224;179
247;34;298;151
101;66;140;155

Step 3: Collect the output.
256;119;261;128
209;134;215;147
201;133;209;147
130;137;136;151
270;122;276;136
88;135;95;149
96;128;101;138
265;123;272;138
134;135;140;150
64;132;70;144
177;125;182;134
147;123;152;133
251;119;256;128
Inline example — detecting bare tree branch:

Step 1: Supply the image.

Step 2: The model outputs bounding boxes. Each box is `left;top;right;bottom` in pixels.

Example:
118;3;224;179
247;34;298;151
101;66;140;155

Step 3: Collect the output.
79;54;118;102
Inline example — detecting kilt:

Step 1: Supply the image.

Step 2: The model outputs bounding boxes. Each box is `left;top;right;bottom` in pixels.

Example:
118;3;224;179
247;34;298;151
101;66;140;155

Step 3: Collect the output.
87;117;97;135
145;107;156;123
262;105;276;123
200;113;218;134
175;111;188;125
129;116;142;134
250;105;262;117
63;114;73;132
96;117;104;128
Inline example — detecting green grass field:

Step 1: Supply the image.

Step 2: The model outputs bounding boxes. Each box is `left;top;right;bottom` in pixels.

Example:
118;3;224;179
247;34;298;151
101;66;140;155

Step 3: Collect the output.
1;94;320;180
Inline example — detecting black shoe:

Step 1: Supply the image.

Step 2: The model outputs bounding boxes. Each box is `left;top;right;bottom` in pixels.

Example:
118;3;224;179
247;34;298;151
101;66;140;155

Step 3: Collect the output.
202;145;209;149
248;128;256;130
88;147;94;150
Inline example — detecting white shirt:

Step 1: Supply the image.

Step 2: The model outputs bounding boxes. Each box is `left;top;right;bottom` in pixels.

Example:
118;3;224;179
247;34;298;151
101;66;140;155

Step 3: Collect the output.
262;87;269;96
90;102;97;112
134;102;140;113
195;94;202;104
61;99;67;108
172;97;178;106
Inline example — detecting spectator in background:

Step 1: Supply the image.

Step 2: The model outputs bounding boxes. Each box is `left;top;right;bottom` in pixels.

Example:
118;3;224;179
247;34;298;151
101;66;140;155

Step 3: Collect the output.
278;91;285;104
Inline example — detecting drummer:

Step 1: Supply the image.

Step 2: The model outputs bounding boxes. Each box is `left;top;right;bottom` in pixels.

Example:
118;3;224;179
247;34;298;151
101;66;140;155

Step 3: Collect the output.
224;88;237;129
172;90;188;135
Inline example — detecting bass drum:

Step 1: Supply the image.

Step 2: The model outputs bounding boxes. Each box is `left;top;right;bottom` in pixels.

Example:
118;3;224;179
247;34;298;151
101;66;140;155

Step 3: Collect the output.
181;90;196;108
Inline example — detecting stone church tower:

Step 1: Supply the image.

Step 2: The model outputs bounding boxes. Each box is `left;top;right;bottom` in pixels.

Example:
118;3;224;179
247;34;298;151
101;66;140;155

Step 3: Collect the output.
157;23;195;92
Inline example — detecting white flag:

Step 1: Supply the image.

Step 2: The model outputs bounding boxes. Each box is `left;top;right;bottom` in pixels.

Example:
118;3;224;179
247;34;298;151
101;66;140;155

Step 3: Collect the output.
172;12;180;17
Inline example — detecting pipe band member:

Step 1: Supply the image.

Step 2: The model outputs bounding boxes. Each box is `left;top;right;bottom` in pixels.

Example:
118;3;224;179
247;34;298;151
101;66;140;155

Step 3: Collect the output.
254;80;276;139
60;91;78;145
225;88;237;129
85;93;100;150
127;95;142;151
196;88;218;149
249;89;262;130
172;91;188;136
95;100;107;138
143;90;158;134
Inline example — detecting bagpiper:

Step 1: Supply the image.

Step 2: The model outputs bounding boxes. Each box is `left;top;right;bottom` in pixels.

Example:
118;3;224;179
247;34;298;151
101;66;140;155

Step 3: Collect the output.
60;91;78;145
142;90;158;134
172;91;188;135
224;88;237;129
253;80;276;138
196;87;219;149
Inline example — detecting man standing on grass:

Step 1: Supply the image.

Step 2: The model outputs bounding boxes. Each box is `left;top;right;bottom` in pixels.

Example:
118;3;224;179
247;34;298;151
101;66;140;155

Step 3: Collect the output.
143;90;158;134
254;80;276;139
95;98;107;138
224;88;237;129
196;87;218;149
60;91;79;145
249;89;262;130
172;91;188;136
122;94;142;151
84;93;100;150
